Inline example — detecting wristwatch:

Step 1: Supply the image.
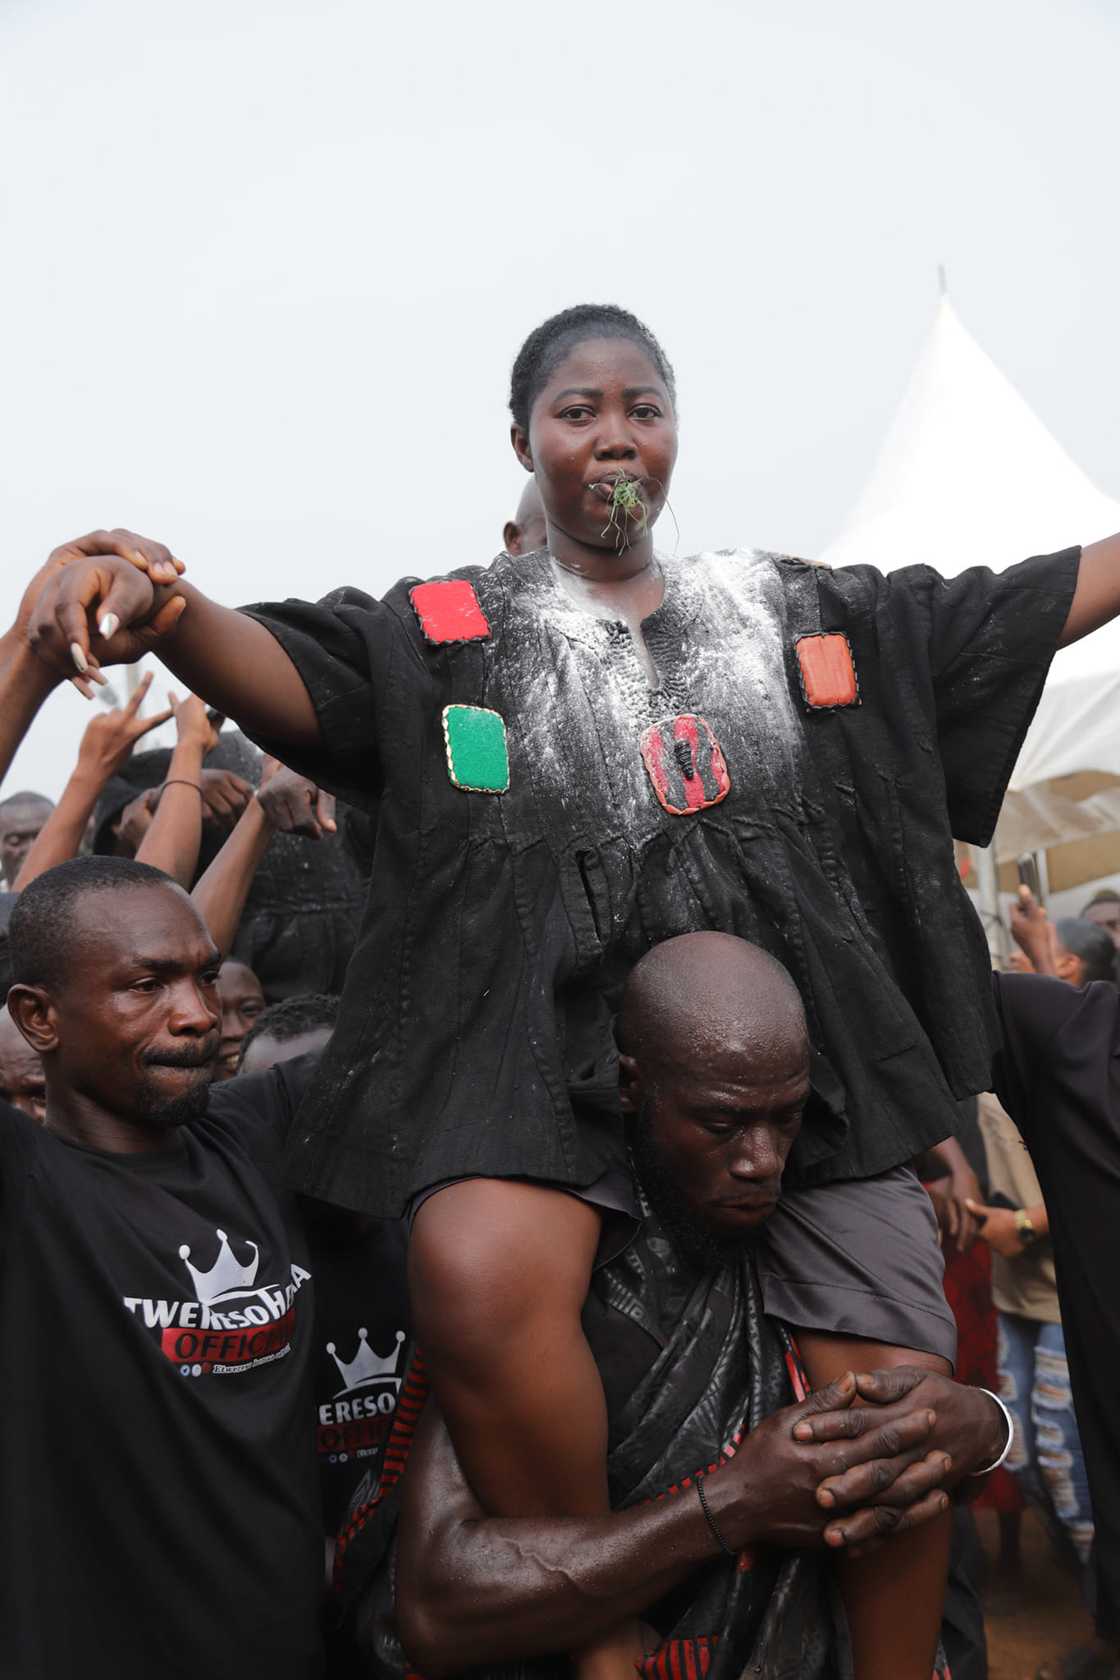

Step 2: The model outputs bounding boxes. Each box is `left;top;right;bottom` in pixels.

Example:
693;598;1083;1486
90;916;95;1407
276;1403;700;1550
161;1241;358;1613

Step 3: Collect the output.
1014;1209;1039;1247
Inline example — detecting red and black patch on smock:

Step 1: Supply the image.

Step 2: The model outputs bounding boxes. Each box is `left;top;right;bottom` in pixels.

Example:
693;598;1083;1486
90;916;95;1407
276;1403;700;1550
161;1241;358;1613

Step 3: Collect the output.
794;631;860;710
640;715;731;816
409;579;491;645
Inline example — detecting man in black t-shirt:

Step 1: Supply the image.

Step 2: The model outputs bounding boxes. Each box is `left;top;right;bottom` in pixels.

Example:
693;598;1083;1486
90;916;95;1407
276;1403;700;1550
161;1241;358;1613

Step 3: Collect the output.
240;995;412;1553
2;855;324;1680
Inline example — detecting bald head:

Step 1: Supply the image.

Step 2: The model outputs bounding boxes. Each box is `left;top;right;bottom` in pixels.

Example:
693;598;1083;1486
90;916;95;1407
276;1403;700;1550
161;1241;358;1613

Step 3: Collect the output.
503;479;548;557
619;934;810;1256
0;791;54;887
620;932;807;1080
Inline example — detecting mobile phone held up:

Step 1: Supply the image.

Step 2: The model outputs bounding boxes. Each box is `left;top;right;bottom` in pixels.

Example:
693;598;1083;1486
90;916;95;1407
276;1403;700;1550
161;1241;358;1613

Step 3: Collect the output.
1017;854;1042;901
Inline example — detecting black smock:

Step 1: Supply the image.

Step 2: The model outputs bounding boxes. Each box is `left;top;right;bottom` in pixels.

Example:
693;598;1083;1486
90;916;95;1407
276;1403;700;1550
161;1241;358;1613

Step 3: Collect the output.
991;970;1120;1640
241;544;1078;1218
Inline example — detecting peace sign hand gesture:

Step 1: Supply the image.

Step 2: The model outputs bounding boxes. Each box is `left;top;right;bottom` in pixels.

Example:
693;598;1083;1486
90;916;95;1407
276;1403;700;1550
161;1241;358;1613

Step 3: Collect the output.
74;671;175;782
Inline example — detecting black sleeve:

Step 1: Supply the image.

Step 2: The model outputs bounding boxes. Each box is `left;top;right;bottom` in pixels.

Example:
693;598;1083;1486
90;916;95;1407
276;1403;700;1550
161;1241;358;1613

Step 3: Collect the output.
990;970;1089;1147
0;1099;40;1216
871;549;1080;845
237;585;405;811
204;1055;320;1181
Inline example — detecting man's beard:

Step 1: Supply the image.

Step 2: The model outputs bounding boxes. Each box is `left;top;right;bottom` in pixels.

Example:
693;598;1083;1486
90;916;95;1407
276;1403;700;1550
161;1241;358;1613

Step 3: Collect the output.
630;1104;756;1273
132;1062;215;1129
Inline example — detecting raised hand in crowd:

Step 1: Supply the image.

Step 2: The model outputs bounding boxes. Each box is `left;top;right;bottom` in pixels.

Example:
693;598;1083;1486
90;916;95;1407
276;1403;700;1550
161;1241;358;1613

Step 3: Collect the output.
67;672;171;781
256;766;337;840
134;691;226;886
193;755;283;956
113;785;161;853
167;690;223;757
199;765;254;831
12;672;174;891
110;764;254;859
1009;883;1061;976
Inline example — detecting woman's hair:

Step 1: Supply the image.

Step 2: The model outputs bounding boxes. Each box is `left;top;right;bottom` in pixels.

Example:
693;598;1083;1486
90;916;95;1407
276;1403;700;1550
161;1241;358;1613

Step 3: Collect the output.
508;304;676;432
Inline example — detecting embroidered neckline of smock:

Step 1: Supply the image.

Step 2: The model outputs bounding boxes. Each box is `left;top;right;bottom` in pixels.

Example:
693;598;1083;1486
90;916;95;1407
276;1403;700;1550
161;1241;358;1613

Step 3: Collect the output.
510;550;705;726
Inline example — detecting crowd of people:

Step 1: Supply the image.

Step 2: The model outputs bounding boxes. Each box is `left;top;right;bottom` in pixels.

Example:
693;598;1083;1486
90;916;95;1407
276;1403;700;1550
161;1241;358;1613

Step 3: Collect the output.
2;302;1120;1680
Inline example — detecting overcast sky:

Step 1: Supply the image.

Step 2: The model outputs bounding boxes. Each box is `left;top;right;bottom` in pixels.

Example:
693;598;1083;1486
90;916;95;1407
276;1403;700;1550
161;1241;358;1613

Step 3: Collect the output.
3;0;1118;797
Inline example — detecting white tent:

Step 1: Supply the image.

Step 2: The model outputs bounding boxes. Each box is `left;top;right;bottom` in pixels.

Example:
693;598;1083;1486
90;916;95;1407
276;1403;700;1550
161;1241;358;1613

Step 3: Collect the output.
821;291;1120;796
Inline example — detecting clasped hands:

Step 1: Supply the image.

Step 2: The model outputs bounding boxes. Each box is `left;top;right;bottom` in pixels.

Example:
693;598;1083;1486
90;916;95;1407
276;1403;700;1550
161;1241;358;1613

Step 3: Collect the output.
708;1364;1005;1560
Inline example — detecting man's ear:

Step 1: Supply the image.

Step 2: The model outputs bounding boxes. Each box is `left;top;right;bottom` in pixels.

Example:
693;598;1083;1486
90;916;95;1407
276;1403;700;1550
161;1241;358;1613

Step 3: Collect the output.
511;424;533;474
1055;951;1080;985
503;520;521;557
618;1052;644;1114
6;985;59;1055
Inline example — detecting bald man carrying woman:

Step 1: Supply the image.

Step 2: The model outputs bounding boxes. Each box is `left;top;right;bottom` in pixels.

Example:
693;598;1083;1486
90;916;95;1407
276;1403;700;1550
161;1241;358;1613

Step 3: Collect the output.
332;933;1009;1680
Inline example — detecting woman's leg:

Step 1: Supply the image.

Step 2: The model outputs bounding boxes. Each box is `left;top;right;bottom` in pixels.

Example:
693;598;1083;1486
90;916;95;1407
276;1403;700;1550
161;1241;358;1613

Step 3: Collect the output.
797;1332;954;1680
408;1178;641;1679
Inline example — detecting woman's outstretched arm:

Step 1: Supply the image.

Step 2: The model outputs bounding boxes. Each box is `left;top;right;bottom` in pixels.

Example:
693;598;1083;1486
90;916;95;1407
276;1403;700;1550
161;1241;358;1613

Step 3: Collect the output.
1061;532;1120;646
24;530;321;753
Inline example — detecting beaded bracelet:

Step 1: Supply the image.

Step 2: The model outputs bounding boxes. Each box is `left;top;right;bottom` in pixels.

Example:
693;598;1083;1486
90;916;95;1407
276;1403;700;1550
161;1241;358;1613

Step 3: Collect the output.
695;1473;736;1557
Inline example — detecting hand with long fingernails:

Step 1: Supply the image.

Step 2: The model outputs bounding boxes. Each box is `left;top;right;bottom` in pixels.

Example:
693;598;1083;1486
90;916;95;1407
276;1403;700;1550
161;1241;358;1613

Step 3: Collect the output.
25;529;188;682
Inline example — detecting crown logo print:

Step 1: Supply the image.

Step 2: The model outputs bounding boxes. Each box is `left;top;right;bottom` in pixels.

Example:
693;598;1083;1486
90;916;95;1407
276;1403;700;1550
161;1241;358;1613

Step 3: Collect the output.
327;1328;406;1396
178;1228;261;1306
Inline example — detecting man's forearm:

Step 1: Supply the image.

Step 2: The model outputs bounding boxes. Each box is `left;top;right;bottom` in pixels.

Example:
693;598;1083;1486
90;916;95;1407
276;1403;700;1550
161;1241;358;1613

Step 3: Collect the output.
1026;1200;1050;1238
136;739;207;886
928;1137;972;1180
0;629;58;786
192;797;272;955
398;1422;723;1676
1020;938;1060;978
13;767;105;889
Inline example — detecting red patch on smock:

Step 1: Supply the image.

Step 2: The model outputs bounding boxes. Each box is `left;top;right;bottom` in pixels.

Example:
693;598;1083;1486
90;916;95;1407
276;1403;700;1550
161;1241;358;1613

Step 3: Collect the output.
640;715;731;816
409;580;491;645
794;632;860;709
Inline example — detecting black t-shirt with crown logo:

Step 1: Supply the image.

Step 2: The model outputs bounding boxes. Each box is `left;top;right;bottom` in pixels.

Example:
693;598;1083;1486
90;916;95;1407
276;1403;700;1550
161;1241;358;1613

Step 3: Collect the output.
0;1060;323;1680
303;1210;410;1538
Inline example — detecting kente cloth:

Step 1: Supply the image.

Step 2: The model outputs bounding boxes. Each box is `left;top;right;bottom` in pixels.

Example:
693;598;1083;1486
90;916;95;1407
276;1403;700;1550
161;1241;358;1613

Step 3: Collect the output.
241;544;1078;1217
331;1221;851;1680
